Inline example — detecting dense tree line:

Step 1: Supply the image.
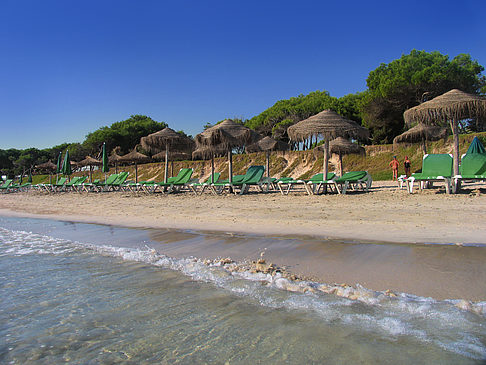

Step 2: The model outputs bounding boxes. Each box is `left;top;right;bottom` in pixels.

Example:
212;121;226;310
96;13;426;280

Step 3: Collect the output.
246;50;485;144
0;115;167;179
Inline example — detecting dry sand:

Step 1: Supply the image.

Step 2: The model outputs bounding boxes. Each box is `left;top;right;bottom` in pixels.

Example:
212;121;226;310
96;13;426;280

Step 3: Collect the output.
1;181;486;301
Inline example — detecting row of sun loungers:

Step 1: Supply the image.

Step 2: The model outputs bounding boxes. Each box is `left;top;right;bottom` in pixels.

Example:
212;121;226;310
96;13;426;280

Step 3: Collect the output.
3;152;484;195
404;152;486;194
1;166;376;195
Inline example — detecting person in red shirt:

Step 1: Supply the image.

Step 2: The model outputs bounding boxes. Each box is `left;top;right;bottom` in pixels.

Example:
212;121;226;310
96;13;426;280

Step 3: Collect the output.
389;156;400;181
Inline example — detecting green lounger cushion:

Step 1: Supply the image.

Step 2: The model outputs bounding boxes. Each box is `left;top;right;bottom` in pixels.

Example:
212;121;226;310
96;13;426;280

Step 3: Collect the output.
458;153;486;178
334;171;368;183
410;154;453;180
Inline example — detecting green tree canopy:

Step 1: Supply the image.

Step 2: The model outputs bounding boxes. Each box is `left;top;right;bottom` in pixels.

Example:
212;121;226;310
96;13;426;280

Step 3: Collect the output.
83;115;168;155
361;50;486;143
245;91;340;139
246;90;365;144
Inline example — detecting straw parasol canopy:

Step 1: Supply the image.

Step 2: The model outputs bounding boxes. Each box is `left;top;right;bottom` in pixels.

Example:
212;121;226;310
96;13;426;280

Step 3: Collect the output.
195;119;259;184
141;127;195;183
316;137;365;176
288;110;369;180
246;136;289;178
393;124;448;154
36;160;57;172
35;160;56;184
108;148;124;174
404;89;486;176
77;156;101;167
245;136;289;153
119;148;151;183
77;156;102;183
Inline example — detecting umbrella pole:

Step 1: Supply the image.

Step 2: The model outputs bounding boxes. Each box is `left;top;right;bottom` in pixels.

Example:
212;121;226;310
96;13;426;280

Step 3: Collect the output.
89;166;92;183
323;140;329;193
228;150;233;184
266;151;270;178
135;163;138;184
115;163;118;174
421;139;427;155
49;174;52;184
339;153;343;177
164;145;169;183
451;120;460;178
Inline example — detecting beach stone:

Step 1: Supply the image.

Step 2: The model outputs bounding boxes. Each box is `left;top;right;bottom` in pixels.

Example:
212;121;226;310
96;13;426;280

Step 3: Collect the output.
219;258;233;265
385;289;397;298
455;299;472;311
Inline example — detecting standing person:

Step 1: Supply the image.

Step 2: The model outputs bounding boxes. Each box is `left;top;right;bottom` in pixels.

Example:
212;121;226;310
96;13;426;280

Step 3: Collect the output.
389;156;399;181
403;156;411;177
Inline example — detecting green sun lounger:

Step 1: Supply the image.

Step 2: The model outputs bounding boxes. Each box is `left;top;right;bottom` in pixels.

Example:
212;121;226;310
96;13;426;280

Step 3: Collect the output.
332;171;372;194
305;173;338;195
6;181;31;193
45;177;68;192
0;179;13;193
62;176;82;191
452;153;486;193
88;173;120;192
406;154;453;194
71;176;88;192
109;172;129;191
211;166;265;195
150;168;193;193
277;173;335;195
189;173;221;195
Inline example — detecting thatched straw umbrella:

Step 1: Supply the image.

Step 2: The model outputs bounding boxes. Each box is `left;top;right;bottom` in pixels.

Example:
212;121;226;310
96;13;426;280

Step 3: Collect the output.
404;89;486;176
109;150;124;174
393;124;448;154
36;160;57;184
195;119;258;184
246;136;289;178
288;110;369;180
119;148;151;183
141;127;195;183
316;137;365;176
77;156;101;183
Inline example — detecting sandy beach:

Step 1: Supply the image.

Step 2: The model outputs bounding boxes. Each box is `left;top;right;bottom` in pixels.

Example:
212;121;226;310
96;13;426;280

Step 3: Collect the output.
1;181;485;244
1;181;486;301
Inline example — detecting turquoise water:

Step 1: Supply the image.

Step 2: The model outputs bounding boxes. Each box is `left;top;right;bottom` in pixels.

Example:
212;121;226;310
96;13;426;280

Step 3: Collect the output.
0;217;485;364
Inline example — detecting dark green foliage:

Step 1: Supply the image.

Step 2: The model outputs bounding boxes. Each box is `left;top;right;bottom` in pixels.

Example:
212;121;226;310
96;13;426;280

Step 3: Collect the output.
83;115;168;155
362;50;486;144
245;91;339;137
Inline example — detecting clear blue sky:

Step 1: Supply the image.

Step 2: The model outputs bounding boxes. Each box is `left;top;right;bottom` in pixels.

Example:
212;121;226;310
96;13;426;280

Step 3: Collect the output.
1;0;485;149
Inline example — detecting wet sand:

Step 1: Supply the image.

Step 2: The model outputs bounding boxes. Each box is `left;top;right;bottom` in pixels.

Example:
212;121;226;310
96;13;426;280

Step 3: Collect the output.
1;181;486;300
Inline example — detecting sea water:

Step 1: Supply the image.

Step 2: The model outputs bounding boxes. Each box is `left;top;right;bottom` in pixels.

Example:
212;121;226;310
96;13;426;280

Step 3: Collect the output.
0;216;485;364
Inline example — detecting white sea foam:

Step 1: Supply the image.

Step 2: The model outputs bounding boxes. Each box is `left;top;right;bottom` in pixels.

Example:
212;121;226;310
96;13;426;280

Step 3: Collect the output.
1;226;485;360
